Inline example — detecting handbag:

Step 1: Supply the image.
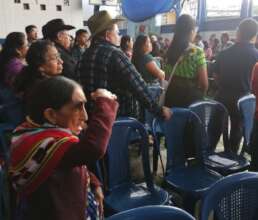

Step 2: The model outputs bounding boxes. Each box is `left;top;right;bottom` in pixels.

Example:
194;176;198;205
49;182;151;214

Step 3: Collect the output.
158;46;192;106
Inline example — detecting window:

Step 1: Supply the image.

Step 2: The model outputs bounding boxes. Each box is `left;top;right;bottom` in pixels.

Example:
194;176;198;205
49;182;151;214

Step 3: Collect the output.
83;20;87;26
161;12;177;25
64;0;70;6
181;0;198;19
23;3;30;10
40;4;46;11
56;5;62;11
253;1;258;17
14;0;21;3
206;0;242;18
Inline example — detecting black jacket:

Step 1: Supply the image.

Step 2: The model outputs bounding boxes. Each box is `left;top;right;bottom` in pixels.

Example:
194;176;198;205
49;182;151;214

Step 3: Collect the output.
55;43;77;80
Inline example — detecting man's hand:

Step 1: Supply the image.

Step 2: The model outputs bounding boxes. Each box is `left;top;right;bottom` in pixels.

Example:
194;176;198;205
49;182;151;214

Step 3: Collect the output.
91;89;117;101
161;106;172;121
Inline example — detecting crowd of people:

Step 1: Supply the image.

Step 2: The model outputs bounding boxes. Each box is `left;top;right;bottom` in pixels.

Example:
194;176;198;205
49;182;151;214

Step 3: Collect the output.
0;9;258;220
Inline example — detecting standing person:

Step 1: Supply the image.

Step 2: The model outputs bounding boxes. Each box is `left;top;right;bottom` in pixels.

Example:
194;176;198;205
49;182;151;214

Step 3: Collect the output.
120;35;133;60
0;32;28;88
220;33;234;51
164;14;208;108
42;19;77;80
79;10;171;120
9;76;118;220
203;40;213;61
25;25;38;46
132;34;165;84
214;18;258;153
72;29;90;64
150;35;161;57
14;40;63;100
194;34;204;49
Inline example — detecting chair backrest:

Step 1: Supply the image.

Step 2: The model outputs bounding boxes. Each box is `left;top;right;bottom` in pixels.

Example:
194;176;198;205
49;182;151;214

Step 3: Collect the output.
107;205;195;220
106;118;154;191
144;85;162;130
153;108;205;171
201;172;258;220
237;94;256;151
189;101;229;152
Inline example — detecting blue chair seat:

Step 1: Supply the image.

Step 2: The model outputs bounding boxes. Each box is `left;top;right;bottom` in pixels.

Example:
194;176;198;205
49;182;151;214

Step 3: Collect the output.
105;183;169;212
204;152;250;175
165;166;221;194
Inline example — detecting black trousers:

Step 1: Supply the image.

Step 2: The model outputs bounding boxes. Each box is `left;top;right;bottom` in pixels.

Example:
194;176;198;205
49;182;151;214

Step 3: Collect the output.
250;119;258;171
216;95;242;153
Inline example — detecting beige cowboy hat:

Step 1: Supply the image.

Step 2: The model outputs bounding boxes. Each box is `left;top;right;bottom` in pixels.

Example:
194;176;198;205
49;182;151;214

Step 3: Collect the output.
87;10;124;37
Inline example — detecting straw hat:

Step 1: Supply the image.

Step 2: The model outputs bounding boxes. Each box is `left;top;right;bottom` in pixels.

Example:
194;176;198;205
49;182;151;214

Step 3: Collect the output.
87;11;124;37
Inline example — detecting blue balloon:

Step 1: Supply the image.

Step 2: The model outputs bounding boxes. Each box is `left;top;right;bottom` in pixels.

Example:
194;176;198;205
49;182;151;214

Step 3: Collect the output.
122;0;179;22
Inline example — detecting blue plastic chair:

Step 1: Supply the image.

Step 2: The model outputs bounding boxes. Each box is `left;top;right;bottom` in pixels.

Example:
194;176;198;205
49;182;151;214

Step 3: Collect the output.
144;85;164;175
189;101;249;175
152;108;222;212
237;94;256;154
0;123;15;165
201;172;258;220
107;205;195;220
104;118;170;214
122;0;177;22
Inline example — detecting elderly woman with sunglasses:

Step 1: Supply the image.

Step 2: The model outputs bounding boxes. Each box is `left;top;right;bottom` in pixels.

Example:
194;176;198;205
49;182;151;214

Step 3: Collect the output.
9;76;118;220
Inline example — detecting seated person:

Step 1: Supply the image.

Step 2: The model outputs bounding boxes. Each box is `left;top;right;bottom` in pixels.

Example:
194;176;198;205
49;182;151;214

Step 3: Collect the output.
9;76;118;220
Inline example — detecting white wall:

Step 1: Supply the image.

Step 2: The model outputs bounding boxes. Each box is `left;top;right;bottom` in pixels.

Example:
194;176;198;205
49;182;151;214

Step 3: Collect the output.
0;0;84;39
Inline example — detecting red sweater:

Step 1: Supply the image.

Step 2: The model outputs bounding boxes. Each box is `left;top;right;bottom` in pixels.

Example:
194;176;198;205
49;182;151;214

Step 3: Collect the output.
24;97;118;220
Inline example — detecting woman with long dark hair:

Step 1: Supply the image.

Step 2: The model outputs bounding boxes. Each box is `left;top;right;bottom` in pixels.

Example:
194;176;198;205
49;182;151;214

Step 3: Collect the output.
132;34;165;84
10;76;118;220
165;14;208;107
14;40;63;100
0;32;28;88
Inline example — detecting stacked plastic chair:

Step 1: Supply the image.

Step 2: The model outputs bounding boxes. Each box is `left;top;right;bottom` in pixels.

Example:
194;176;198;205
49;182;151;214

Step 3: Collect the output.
107;205;195;220
237;93;256;154
152;108;222;213
201;172;258;220
189;100;250;175
103;118;170;215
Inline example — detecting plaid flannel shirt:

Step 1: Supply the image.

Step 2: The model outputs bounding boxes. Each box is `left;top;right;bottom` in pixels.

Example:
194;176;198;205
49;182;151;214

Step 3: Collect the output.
78;39;161;118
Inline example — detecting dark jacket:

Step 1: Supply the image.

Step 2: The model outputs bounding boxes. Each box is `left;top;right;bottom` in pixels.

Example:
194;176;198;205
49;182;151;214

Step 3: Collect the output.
55;43;77;80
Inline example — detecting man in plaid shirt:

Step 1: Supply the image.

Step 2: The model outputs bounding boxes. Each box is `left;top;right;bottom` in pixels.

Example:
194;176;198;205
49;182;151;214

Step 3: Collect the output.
79;11;171;120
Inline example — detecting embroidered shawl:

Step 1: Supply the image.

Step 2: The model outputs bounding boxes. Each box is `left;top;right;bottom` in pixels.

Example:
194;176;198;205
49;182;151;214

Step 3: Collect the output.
9;121;79;196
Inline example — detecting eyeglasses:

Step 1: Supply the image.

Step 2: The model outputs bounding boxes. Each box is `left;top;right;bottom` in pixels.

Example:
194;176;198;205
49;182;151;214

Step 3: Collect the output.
46;53;62;62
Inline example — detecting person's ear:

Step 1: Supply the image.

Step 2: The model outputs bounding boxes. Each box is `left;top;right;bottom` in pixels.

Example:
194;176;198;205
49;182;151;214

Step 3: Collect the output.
43;108;58;125
16;48;22;57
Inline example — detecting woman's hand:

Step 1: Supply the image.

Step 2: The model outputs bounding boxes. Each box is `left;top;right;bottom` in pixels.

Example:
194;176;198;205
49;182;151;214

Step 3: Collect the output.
91;89;117;101
94;186;104;219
